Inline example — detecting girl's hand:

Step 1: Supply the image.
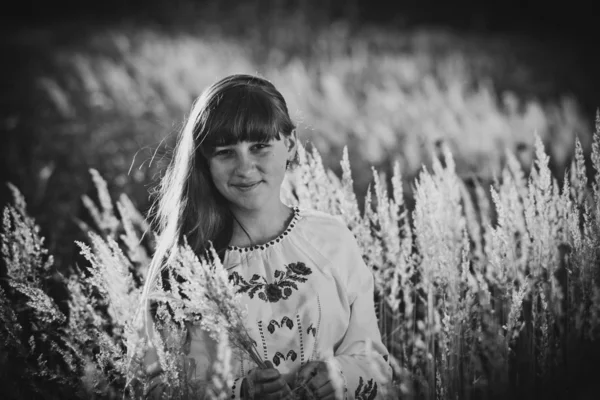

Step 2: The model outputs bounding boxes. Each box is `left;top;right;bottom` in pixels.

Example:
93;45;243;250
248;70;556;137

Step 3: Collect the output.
242;361;294;400
295;361;340;400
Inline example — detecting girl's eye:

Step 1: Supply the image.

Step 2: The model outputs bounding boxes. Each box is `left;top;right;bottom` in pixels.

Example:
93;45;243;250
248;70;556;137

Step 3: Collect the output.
252;143;270;151
213;149;233;157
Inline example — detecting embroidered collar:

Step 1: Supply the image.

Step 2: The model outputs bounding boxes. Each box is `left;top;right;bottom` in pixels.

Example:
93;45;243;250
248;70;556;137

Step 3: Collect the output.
227;207;301;253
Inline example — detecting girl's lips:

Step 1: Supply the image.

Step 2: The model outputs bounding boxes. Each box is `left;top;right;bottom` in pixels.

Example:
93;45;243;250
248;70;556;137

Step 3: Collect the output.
232;181;262;191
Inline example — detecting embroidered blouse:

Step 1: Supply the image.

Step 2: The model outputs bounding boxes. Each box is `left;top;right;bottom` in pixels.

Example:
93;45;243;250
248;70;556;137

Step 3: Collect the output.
186;207;393;399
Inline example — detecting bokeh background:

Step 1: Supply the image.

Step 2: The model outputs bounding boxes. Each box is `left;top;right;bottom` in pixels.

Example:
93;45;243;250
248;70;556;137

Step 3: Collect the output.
1;0;599;272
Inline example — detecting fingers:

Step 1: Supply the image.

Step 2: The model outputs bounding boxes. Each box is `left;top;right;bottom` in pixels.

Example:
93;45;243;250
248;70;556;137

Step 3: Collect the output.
275;382;294;400
297;380;337;400
318;392;339;400
307;374;331;394
257;380;293;400
249;361;296;399
304;362;328;389
296;361;321;384
254;377;288;394
254;367;280;383
262;391;292;400
303;362;341;400
313;381;336;399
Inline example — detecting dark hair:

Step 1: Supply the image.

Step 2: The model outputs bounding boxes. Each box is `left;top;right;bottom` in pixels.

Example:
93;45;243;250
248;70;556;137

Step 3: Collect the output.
140;74;296;309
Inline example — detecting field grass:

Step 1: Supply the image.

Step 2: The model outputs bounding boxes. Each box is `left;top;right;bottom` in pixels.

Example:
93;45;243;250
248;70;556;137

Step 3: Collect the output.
2;13;595;268
1;8;599;399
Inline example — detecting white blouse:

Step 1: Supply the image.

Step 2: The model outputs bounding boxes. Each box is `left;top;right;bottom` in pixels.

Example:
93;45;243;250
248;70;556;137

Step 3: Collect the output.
186;207;392;399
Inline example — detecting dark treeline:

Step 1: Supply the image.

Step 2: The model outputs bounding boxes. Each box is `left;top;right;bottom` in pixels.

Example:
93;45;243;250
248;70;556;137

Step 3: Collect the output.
2;0;597;41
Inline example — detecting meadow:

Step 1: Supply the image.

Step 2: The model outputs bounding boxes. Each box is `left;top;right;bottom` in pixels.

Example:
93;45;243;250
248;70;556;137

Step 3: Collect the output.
1;7;599;399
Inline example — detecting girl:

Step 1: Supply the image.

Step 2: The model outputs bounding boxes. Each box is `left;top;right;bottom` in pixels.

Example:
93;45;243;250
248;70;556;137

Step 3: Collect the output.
139;74;392;399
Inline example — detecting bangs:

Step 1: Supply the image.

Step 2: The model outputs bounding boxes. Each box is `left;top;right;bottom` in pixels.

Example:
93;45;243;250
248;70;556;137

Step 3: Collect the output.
200;88;284;150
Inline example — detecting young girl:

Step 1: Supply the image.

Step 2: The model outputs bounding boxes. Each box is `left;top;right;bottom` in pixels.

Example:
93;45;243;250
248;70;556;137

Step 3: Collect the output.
139;74;392;399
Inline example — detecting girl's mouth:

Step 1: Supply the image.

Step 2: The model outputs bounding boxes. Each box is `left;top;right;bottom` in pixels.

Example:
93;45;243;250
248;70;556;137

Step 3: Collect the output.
233;181;262;191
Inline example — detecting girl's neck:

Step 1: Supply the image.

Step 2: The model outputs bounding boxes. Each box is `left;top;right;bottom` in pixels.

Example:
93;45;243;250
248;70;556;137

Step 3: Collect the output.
229;202;293;248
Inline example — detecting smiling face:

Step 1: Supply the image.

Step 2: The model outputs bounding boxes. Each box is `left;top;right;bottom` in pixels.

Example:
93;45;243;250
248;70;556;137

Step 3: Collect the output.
194;76;297;217
207;134;296;214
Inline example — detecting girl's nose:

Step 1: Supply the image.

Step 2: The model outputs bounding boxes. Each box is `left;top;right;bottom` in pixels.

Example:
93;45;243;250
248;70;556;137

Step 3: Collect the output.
234;153;256;175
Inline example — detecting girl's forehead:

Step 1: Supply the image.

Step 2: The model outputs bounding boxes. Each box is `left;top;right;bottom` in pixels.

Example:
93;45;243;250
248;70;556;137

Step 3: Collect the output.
215;137;281;147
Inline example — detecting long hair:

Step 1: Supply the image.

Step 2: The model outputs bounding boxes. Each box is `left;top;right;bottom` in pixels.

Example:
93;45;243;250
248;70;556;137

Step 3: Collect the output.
138;74;296;328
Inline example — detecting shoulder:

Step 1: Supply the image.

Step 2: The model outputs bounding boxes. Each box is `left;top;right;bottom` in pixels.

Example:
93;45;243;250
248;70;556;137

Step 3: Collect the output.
297;208;347;233
295;208;358;253
294;208;368;291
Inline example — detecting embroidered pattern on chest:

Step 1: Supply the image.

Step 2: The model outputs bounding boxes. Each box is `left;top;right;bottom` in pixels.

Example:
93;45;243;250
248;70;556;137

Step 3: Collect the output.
228;262;312;303
355;377;378;400
267;316;294;334
272;349;297;366
253;294;321;369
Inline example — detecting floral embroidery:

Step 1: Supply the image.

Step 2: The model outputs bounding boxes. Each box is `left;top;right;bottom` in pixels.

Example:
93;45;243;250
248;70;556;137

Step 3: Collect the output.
273;349;297;366
228;262;312;303
286;262;311;275
268;316;294;334
355;377;378;400
307;323;317;337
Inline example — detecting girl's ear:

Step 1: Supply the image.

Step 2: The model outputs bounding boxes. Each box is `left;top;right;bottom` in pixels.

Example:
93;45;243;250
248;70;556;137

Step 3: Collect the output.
285;130;298;157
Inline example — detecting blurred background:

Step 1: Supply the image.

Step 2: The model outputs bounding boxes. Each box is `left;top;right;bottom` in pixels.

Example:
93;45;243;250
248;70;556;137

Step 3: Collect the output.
1;0;599;270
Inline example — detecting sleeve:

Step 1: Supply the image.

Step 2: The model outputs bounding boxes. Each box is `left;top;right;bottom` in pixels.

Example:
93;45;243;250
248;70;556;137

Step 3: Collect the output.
331;225;394;400
139;312;248;399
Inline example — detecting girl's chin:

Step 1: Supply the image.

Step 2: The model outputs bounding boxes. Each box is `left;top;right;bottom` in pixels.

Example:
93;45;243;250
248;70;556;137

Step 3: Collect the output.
228;199;268;212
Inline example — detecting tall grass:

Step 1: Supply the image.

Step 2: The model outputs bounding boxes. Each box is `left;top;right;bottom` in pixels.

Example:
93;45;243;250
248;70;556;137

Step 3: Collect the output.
2;113;600;399
10;18;592;270
36;24;591;184
283;112;600;399
3;11;598;399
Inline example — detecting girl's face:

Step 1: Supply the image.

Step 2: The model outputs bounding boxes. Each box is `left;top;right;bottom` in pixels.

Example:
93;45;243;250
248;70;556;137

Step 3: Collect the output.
207;134;296;214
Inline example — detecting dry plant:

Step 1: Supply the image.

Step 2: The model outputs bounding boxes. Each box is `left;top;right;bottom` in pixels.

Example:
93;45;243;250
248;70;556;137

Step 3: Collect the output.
2;112;600;398
282;112;600;399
